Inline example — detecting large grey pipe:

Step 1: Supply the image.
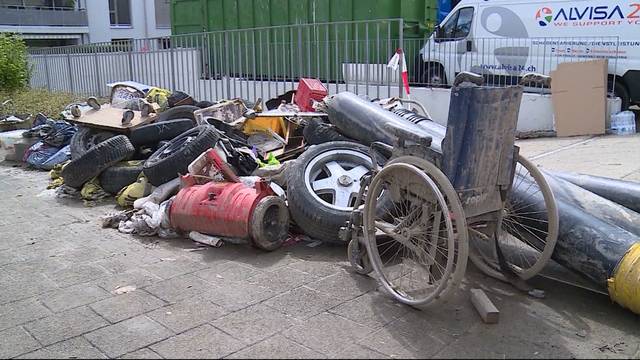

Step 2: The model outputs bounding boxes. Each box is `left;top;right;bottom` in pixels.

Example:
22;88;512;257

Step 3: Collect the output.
325;92;445;152
548;171;640;213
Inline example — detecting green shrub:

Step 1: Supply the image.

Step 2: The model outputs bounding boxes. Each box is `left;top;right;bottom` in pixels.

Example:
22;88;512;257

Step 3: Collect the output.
0;34;30;91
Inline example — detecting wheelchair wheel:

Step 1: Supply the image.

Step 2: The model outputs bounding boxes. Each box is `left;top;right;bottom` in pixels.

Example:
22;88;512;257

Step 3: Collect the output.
363;157;468;306
469;154;559;280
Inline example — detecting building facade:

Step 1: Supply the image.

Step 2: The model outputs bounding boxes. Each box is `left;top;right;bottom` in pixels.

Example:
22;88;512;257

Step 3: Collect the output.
0;0;170;47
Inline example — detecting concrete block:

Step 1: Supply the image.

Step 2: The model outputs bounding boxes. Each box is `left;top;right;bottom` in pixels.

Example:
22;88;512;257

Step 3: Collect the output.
17;337;106;359
264;286;342;320
470;288;499;324
147;297;228;333
151;324;245;359
227;335;325;359
212;304;298;345
84;315;172;358
0;327;40;358
144;274;212;303
90;290;166;323
25;306;108;345
41;283;111;313
0;298;51;331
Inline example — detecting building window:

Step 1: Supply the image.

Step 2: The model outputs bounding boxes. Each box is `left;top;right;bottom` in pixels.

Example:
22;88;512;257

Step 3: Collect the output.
109;0;131;27
154;0;170;29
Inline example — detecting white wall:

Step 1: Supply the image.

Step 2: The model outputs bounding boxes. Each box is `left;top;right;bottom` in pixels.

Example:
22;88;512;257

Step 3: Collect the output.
85;0;111;43
85;0;170;44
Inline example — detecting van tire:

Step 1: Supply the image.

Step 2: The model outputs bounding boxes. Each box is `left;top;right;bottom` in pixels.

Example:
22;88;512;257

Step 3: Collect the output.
612;80;630;110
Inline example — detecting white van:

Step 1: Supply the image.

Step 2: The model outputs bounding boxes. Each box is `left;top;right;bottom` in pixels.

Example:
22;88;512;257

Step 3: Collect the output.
416;0;640;108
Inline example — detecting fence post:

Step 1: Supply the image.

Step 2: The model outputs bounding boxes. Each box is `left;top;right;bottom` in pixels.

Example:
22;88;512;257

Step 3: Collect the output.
43;54;51;91
93;46;102;96
398;19;404;98
128;45;134;81
224;31;231;99
66;52;75;93
170;45;176;90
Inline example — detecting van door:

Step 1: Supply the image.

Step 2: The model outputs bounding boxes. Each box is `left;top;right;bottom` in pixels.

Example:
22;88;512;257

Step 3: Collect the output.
421;5;476;85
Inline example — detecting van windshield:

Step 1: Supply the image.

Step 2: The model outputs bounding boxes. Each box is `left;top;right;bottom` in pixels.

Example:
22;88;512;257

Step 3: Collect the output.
438;7;474;40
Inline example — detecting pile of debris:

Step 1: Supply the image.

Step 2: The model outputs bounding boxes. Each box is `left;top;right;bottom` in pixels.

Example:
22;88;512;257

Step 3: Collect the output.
1;77;638;318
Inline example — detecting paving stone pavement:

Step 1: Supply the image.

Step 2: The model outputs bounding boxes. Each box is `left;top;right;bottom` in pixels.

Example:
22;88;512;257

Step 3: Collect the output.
0;164;639;359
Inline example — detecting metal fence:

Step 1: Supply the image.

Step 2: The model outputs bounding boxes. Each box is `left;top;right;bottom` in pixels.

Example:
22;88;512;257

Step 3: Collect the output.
28;19;620;102
29;19;407;102
407;36;620;92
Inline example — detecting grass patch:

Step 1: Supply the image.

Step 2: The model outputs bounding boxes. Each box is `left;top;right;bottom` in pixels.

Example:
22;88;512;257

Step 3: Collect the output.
0;88;83;119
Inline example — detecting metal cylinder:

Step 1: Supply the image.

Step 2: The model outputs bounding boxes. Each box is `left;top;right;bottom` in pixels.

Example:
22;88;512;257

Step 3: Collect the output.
170;181;271;238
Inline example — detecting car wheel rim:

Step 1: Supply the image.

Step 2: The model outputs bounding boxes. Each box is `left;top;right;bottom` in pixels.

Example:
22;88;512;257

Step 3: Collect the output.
303;149;372;211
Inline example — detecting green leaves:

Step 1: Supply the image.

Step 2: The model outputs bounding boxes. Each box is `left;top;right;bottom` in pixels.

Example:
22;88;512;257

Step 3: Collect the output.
0;33;30;92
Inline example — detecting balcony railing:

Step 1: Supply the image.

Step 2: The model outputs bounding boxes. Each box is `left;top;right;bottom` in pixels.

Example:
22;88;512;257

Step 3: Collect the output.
0;5;88;27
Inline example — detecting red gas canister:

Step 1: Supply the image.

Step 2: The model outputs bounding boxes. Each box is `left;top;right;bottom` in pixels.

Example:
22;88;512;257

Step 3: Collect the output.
295;78;328;112
169;179;290;251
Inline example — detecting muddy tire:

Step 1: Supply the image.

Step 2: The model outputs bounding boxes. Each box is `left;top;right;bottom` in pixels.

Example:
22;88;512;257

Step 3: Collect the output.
98;160;144;194
128;119;194;146
303;118;350;145
250;196;290;251
62;135;135;188
143;125;219;186
156;105;199;124
70;127;117;160
286;141;373;243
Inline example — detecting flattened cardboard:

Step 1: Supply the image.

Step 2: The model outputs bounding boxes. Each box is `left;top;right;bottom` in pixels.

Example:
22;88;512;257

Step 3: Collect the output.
66;104;156;133
551;59;607;137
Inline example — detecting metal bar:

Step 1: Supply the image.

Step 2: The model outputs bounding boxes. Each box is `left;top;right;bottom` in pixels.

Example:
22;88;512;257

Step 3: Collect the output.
43;54;51;91
66;51;74;93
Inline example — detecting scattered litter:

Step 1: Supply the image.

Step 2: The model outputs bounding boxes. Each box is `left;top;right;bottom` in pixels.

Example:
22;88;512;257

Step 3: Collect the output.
528;289;546;299
306;240;323;248
188;231;223;247
113;285;136;295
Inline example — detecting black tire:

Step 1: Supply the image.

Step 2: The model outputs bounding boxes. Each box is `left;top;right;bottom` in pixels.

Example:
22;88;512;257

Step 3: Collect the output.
156;105;199;124
128;119;195;146
286;141;372;243
195;100;215;108
70;127;117;160
98;160;144;194
143;125;220;186
303;118;350;145
250;196;290;251
417;61;447;86
62;135;135;188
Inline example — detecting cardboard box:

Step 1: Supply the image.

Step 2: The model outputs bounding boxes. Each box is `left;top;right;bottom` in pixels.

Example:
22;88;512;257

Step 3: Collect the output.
551;59;607;137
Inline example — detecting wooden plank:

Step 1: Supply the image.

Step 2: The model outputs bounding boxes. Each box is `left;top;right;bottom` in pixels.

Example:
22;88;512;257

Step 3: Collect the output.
66;104;156;133
470;288;499;324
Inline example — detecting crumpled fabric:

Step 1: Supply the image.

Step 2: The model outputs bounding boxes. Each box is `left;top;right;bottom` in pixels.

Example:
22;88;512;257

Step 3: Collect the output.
116;174;152;208
48;162;69;189
146;87;171;112
117;198;178;238
24;141;60;169
55;177;110;205
41;145;71;170
23;118;76;147
80;177;111;202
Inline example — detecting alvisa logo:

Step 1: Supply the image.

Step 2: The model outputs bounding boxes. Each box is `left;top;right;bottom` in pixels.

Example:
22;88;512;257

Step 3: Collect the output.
536;7;553;26
536;4;640;27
